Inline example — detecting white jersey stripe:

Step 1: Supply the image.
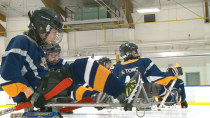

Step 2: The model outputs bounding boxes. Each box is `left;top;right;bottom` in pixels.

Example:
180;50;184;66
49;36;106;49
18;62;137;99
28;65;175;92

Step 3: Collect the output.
147;76;163;83
0;75;11;84
2;48;40;79
144;62;154;74
159;87;166;97
2;48;27;57
21;66;27;76
84;57;95;85
62;59;67;65
25;54;39;79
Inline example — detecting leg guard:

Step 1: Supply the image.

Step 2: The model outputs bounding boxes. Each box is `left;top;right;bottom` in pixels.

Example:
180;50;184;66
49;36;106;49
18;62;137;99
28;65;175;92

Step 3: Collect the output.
35;67;74;98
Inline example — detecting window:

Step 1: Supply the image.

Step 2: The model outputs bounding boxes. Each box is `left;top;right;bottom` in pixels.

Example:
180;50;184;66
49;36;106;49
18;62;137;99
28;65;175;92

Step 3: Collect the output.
144;14;155;23
186;72;200;85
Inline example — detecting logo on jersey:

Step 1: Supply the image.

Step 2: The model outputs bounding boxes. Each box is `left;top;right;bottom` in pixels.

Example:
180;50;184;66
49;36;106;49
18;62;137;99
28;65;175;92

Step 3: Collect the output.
121;67;139;75
40;57;48;70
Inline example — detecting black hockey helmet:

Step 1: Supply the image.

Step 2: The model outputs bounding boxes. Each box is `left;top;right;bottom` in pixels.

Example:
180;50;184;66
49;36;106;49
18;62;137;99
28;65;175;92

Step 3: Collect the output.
27;7;63;48
44;44;61;65
119;42;140;61
98;57;111;67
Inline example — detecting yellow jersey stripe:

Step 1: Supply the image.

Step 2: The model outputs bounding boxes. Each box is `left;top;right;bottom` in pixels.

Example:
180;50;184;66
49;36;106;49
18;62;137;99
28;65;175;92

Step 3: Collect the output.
121;59;139;65
93;65;111;92
75;86;88;101
155;76;174;86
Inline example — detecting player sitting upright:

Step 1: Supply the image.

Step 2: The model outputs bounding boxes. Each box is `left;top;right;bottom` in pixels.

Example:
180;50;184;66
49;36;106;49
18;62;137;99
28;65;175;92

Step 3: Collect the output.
44;44;69;69
112;42;183;110
43;44;74;113
165;68;188;108
92;57;114;110
98;57;112;70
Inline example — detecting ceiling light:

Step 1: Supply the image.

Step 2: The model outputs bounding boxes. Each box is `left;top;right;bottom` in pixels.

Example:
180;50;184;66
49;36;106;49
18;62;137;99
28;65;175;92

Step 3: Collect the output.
137;8;160;13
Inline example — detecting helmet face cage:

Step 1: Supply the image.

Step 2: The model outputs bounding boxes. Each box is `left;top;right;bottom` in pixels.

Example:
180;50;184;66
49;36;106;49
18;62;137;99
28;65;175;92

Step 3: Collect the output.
41;24;63;49
46;51;61;65
30;7;63;48
44;45;61;65
119;42;140;61
98;57;112;67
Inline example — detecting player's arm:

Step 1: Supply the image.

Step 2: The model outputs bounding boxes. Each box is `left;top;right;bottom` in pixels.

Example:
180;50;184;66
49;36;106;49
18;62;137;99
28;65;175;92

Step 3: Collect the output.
0;38;32;98
178;79;186;100
144;58;174;83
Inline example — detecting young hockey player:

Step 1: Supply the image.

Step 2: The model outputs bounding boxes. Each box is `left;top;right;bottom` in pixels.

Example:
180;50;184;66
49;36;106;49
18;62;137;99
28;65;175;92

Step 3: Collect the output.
0;7;143;111
112;42;183;108
98;57;112;70
165;78;188;108
92;57;114;110
42;44;74;113
44;44;69;69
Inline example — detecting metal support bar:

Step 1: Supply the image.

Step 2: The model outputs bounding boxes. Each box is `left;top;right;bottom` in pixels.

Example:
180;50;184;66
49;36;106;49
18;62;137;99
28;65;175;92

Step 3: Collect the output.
46;78;153;108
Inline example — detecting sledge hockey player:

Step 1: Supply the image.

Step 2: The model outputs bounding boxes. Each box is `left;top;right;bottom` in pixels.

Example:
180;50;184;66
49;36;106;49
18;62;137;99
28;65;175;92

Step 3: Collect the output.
112;42;183;110
42;44;74;113
44;44;69;69
165;77;188;108
156;68;187;108
92;57;114;110
98;57;112;70
0;7;143;112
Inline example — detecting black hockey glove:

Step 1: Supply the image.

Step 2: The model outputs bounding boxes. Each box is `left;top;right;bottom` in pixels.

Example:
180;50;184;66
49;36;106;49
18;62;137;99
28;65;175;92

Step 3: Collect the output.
167;66;183;76
28;92;47;108
181;99;188;108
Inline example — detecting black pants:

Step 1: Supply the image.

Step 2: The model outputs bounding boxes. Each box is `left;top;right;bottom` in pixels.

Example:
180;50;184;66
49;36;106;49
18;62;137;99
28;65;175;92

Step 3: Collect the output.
138;83;162;98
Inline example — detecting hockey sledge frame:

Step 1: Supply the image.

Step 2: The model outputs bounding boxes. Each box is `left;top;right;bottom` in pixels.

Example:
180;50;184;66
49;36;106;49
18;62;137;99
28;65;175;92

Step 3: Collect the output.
45;75;157;118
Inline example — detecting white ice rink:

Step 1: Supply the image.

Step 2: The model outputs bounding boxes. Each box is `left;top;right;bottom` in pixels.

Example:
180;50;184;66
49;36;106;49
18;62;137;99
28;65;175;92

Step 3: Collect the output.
1;105;210;118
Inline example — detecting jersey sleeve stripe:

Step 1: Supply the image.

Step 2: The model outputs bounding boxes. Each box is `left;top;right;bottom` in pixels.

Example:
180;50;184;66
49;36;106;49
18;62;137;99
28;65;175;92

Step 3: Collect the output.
2;49;27;57
84;58;95;85
147;76;163;83
0;75;11;84
93;65;111;92
25;54;39;79
144;62;154;74
62;60;66;65
75;85;94;101
75;86;88;101
155;76;174;86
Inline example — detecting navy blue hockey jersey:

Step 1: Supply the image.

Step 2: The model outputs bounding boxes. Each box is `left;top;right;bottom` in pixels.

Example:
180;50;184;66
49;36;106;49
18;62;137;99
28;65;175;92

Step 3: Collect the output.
0;35;48;102
113;58;174;83
0;35;126;103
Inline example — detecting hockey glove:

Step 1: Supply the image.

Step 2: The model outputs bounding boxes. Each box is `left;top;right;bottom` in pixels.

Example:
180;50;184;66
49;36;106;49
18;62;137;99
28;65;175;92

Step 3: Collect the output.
28;92;47;108
181;99;188;108
167;66;183;76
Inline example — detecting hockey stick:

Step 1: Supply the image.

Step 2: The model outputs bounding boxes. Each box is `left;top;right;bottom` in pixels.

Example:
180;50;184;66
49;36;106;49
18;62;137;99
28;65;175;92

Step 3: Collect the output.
59;97;93;113
157;75;179;111
157;63;181;111
0;77;73;116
